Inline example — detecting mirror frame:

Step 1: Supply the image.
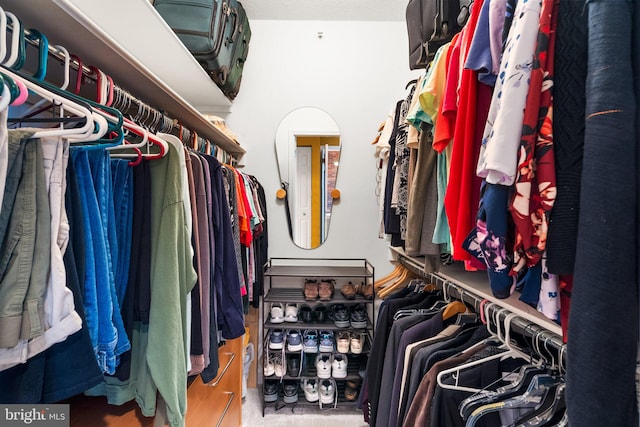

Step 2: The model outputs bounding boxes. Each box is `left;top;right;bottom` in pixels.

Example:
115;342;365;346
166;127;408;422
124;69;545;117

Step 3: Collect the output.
275;107;341;249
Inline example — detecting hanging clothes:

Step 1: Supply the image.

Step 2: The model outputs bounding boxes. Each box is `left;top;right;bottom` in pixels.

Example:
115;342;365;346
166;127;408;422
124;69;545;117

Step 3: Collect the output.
567;2;640;427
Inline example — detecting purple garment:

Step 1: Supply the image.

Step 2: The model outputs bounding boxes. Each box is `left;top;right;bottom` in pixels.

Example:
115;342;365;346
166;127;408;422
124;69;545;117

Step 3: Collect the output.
465;0;496;86
489;0;508;75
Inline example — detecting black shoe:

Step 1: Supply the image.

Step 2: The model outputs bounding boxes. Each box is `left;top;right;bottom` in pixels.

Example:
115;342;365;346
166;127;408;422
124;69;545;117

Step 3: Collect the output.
300;304;314;323
333;304;350;328
283;380;299;404
288;353;301;377
264;380;279;403
350;304;368;329
314;304;327;323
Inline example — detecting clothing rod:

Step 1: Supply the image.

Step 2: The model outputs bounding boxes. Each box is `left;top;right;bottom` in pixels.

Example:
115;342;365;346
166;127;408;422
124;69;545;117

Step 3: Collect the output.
395;253;566;365
395;252;426;276
14;23;236;163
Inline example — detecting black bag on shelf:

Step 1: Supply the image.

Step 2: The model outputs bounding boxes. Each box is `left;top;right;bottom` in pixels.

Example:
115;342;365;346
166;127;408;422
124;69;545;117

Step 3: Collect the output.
405;0;471;69
154;0;251;100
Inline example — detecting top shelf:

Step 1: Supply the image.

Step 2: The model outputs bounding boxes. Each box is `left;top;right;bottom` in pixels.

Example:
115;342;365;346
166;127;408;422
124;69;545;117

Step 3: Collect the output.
264;258;374;278
1;0;245;159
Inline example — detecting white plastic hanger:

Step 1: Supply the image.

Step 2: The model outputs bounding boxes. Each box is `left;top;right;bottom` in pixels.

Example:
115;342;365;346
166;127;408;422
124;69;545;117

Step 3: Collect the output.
0;8;7;65
3;12;20;68
0;83;11;112
1;66;95;139
436;307;520;394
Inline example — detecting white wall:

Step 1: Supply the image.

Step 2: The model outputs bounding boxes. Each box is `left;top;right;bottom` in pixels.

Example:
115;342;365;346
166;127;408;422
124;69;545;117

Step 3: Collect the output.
226;20;421;278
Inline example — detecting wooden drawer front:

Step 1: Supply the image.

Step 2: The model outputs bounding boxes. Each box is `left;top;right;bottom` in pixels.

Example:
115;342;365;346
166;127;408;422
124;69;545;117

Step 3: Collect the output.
186;337;242;426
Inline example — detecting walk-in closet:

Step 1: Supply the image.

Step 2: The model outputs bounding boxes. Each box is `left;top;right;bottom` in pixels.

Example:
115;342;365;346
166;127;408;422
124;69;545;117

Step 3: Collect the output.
0;1;638;427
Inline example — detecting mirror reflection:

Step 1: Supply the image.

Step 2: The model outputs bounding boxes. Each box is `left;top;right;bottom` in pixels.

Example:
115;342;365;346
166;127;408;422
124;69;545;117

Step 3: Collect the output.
275;107;341;249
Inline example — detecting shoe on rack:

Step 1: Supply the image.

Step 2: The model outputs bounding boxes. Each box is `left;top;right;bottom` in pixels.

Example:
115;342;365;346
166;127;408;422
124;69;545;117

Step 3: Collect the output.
268;329;285;350
332;353;348;379
284;303;299;322
270;303;285;324
319;379;337;407
333;304;350;328
319;330;334;353
315;354;332;379
346;378;361;390
350;332;365;354
354;281;374;300
344;385;359;402
287;353;301;377
314;304;328;323
264;351;275;377
318;279;335;301
300;304;314;323
350;304;368;329
283;380;299;404
341;281;357;300
264;380;279;403
303;330;319;353
273;352;286;378
287;329;303;352
336;331;350;354
304;279;319;300
303;379;319;403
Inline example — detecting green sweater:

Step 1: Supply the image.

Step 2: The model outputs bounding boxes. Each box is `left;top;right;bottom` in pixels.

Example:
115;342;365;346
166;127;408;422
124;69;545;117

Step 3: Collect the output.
142;142;197;426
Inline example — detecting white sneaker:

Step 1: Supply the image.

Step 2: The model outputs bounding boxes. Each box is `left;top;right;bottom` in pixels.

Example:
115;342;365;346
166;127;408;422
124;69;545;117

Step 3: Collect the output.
315;354;332;379
336;331;350;354
263;352;275;377
350;332;365;355
270;303;284;323
332;353;348;378
303;379;319;402
319;379;337;407
273;353;286;378
284;303;298;322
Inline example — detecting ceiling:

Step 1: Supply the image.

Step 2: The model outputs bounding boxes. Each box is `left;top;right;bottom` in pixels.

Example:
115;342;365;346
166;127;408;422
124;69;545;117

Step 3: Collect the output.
240;0;408;22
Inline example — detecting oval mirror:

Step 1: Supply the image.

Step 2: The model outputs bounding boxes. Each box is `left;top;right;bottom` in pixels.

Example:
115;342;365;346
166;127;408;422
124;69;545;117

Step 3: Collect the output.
275;107;341;249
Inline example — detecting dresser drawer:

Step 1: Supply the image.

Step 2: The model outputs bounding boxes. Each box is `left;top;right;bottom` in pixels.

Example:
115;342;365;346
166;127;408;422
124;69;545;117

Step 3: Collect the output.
186;337;243;426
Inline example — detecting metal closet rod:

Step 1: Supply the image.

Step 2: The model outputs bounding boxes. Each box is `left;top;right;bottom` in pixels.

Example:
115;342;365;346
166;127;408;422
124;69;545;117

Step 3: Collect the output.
395;253;566;364
15;24;236;163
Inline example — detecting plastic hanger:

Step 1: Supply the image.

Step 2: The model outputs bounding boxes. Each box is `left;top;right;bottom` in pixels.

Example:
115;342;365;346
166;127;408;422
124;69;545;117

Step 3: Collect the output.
0;81;11;112
70;54;83;95
0;8;7;65
511;383;565;427
24;28;48;80
3;12;22;69
107;119;149;165
16;65;124;145
393;300;448;320
436;308;517;394
0;66;94;139
466;374;563;427
21;44;69;115
0;71;19;103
